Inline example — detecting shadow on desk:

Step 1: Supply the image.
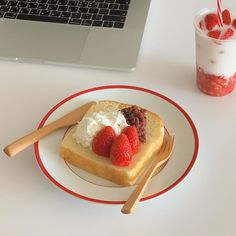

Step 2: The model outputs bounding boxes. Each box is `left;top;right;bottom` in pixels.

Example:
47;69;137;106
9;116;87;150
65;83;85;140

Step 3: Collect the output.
137;56;199;95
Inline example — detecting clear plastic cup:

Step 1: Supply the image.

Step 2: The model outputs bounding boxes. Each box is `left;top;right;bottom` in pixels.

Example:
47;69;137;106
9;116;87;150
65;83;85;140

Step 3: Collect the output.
194;9;236;96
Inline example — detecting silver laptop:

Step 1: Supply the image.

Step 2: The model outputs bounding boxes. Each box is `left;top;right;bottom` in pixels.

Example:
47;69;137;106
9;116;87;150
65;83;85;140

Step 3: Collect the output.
0;0;151;70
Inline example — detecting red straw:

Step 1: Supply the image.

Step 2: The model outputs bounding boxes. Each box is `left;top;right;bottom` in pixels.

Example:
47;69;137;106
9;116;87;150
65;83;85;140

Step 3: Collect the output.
217;0;224;27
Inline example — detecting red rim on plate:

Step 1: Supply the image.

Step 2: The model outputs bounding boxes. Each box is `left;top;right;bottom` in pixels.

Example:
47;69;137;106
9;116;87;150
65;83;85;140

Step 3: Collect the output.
34;85;199;204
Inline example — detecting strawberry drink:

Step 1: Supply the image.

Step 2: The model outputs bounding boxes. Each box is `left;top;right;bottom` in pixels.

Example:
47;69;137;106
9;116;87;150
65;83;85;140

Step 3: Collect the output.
194;8;236;96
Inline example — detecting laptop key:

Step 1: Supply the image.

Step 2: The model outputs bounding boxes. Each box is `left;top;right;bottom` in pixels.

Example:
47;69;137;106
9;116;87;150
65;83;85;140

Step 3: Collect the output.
8;1;17;7
48;4;58;10
81;13;91;19
28;2;38;8
68;1;77;6
78;7;88;13
61;11;70;18
109;3;118;9
40;10;50;16
71;12;81;18
98;3;108;8
17;13;69;24
38;0;48;3
69;18;81;25
103;21;113;27
68;6;78;12
48;0;57;4
82;19;92;26
115;0;130;4
9;7;20;13
0;0;8;5
50;10;60;17
17;2;28;7
58;5;67;11
0;6;10;11
110;10;127;16
119;4;129;10
30;9;40;15
92;14;102;20
99;9;108;14
89;8;99;14
58;0;67;5
92;20;102;27
0;11;4;17
105;0;115;3
38;3;48;9
88;2;98;8
103;15;125;22
4;12;17;18
113;21;124;28
20;8;30;14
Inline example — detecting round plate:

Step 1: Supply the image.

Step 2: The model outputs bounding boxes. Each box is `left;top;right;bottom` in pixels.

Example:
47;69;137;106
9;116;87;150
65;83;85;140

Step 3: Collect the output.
34;85;199;204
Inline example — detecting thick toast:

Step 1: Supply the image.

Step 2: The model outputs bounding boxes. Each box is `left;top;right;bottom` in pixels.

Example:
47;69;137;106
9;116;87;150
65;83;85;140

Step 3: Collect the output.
60;101;165;186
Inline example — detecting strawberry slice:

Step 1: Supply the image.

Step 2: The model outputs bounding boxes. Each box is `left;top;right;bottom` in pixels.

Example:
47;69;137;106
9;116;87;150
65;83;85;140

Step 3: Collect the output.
233;18;236;29
222;9;231;25
208;30;221;39
220;28;234;40
92;126;116;157
205;13;218;30
110;134;133;167
122;126;140;154
199;20;205;30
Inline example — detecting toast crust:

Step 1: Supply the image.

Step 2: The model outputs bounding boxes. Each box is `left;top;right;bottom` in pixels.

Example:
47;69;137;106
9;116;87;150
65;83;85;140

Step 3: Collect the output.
60;101;164;186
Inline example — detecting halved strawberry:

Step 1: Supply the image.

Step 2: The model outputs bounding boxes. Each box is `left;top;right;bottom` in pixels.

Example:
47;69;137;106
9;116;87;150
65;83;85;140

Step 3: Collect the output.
233;18;236;29
222;9;231;25
205;13;218;30
110;134;133;166
122;126;140;154
92;126;116;157
220;28;234;40
208;30;221;39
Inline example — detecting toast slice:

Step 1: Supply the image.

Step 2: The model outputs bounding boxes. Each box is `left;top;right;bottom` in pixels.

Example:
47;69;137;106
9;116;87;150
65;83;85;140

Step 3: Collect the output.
60;100;165;186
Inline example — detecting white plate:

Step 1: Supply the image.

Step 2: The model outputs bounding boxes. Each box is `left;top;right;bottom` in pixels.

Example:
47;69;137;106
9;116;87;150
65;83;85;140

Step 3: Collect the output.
34;85;199;204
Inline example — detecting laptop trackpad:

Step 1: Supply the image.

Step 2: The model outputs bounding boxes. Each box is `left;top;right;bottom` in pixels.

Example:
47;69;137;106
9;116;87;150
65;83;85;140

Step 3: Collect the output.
0;20;89;63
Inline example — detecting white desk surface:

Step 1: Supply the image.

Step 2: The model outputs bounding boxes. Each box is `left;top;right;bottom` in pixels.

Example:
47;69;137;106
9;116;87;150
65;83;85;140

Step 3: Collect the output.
1;0;236;235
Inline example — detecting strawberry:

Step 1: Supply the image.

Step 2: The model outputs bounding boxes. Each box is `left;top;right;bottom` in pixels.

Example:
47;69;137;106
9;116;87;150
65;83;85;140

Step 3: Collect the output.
199;20;205;30
207;30;221;39
110;134;133;166
233;18;236;29
122;126;140;154
220;28;234;40
205;13;218;30
222;9;231;25
92;126;116;157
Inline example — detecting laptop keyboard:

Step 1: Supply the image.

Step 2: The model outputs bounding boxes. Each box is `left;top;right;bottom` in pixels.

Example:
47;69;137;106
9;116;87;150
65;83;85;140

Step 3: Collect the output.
0;0;130;28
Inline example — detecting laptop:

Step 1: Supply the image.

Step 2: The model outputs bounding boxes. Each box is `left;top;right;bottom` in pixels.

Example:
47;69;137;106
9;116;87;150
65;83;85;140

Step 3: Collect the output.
0;0;151;70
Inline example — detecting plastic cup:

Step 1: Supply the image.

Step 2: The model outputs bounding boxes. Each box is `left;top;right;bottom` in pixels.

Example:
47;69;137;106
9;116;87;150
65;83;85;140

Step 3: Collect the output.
194;9;236;96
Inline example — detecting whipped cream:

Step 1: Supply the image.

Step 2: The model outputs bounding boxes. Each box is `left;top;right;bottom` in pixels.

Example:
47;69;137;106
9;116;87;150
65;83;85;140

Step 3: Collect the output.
194;9;236;77
73;111;128;148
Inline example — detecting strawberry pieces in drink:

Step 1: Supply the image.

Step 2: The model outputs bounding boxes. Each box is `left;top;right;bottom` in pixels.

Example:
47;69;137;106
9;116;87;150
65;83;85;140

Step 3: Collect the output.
220;28;234;39
205;13;218;30
122;126;140;154
208;30;221;39
110;134;133;166
92;126;117;157
222;9;232;25
233;19;236;29
199;20;204;30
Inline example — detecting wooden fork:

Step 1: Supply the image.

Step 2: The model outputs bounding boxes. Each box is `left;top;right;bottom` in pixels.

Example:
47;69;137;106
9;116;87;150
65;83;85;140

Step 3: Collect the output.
4;101;95;157
121;134;175;214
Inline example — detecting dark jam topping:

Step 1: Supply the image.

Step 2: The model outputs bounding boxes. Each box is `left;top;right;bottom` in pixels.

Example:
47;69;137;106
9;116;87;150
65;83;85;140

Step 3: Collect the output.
121;105;147;143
